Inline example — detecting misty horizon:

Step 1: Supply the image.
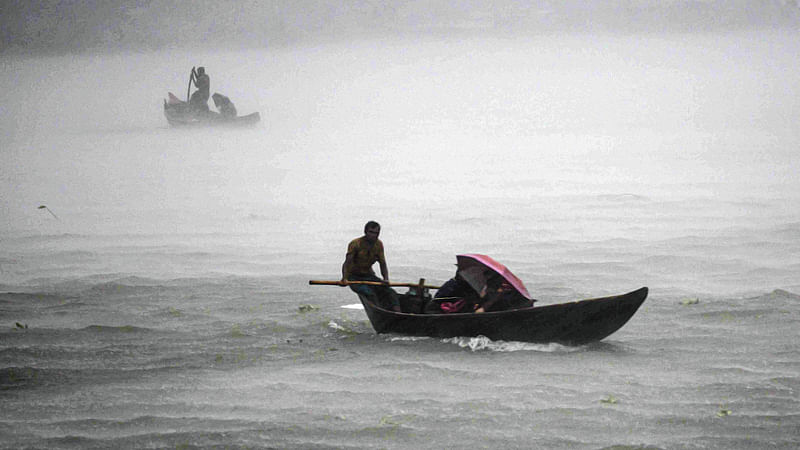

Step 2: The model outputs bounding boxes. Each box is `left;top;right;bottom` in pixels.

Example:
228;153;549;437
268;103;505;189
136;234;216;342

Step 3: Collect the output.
2;0;800;55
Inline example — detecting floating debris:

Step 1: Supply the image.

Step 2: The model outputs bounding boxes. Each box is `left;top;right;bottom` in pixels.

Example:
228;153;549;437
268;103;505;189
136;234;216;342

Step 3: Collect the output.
15;322;28;329
298;304;319;313
681;298;700;305
328;320;359;337
379;416;400;426
37;205;60;220
717;408;732;417
600;395;618;404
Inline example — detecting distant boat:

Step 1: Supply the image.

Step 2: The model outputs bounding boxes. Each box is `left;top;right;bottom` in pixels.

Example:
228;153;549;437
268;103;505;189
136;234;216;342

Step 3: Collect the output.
358;287;648;345
163;92;260;127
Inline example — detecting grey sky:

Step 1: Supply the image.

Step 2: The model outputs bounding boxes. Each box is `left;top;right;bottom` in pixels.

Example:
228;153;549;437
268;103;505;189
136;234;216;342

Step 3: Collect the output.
2;1;799;54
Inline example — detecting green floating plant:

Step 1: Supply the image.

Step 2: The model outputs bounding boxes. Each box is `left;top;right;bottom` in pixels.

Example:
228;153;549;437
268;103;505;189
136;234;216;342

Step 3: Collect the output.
298;304;319;313
230;324;245;337
379;416;400;426
681;298;700;305
717;408;732;417
600;395;618;404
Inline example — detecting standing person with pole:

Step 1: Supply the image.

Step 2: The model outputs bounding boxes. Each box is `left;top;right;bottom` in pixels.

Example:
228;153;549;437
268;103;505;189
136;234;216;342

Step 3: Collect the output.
341;221;401;312
188;66;210;112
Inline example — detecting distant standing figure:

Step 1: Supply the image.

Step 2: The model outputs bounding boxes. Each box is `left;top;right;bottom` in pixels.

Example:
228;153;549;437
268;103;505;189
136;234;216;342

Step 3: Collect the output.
341;221;401;312
189;66;210;112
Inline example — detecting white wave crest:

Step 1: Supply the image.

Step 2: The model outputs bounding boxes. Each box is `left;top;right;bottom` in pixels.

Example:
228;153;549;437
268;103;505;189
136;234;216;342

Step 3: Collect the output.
340;303;364;310
327;320;348;331
443;335;578;353
388;336;431;342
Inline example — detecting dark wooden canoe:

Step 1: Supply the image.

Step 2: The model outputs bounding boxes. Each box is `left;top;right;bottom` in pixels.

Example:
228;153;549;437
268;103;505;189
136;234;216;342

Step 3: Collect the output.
163;95;260;127
358;287;648;345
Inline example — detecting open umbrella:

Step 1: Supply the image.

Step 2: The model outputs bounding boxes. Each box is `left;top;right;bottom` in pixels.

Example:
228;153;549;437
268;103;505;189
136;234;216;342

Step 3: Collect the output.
456;254;532;300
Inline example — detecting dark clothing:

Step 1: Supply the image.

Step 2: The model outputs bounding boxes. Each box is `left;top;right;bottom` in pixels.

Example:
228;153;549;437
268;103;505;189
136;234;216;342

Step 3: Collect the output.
435;277;475;299
429;276;482;313
481;289;534;312
431;275;534;313
189;73;210;111
212;93;237;118
347;273;399;310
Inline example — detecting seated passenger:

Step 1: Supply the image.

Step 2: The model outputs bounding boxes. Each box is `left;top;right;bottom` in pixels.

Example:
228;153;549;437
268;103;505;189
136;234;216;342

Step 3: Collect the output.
212;93;237;118
474;275;535;313
426;272;481;313
429;271;535;314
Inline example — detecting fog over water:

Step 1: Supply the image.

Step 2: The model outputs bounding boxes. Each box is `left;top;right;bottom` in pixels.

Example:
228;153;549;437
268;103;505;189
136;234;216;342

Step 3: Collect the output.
1;2;799;449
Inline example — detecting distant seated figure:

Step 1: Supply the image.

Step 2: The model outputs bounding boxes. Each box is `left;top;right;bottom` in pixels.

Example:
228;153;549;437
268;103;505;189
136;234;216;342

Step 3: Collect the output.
189;66;210;112
212;93;237;118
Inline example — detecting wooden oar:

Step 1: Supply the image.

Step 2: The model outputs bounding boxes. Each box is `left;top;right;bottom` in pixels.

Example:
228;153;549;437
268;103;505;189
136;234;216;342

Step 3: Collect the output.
37;205;60;220
186;66;196;102
309;279;441;289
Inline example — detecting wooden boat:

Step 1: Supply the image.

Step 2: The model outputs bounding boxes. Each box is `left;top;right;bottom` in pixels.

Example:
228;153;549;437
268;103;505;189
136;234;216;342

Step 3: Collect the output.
357;287;648;345
163;92;260;127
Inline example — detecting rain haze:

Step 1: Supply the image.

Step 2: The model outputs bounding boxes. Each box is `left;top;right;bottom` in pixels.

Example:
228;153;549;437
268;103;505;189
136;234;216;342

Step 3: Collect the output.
1;1;799;449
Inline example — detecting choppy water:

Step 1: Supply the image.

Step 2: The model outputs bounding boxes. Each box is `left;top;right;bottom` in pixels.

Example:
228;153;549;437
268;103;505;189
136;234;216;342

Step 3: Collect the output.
2;31;799;449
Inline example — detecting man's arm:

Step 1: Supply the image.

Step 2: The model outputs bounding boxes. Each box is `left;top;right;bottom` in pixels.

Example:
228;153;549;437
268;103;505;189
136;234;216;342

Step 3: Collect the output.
377;241;389;282
379;259;389;282
341;240;357;284
341;252;354;284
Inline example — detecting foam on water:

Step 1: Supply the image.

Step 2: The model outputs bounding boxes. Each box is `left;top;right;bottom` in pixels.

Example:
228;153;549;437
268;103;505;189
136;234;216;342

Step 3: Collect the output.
443;335;580;353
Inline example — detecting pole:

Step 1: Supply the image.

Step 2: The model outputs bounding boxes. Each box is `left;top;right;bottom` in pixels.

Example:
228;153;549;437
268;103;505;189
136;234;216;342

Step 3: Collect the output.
309;280;441;289
187;66;196;102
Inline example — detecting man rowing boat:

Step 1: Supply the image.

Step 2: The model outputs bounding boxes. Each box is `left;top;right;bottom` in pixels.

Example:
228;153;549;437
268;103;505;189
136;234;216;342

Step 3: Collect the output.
341;221;401;312
189;66;210;112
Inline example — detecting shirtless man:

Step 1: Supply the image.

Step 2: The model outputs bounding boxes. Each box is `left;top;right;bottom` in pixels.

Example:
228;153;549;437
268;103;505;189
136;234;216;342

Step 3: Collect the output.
341;221;400;312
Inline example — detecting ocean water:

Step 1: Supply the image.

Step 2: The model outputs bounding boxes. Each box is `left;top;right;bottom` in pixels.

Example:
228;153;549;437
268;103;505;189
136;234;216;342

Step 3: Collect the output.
1;31;799;449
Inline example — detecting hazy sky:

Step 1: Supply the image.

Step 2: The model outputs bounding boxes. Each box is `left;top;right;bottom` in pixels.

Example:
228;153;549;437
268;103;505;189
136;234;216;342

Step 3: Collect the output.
2;1;799;54
2;0;799;238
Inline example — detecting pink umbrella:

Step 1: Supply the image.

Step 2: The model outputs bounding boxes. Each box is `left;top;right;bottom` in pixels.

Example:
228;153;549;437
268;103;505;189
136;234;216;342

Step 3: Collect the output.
456;254;532;300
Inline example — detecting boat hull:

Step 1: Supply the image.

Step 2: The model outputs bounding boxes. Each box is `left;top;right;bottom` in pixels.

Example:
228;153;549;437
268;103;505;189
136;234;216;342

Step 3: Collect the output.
163;99;260;127
358;287;648;345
